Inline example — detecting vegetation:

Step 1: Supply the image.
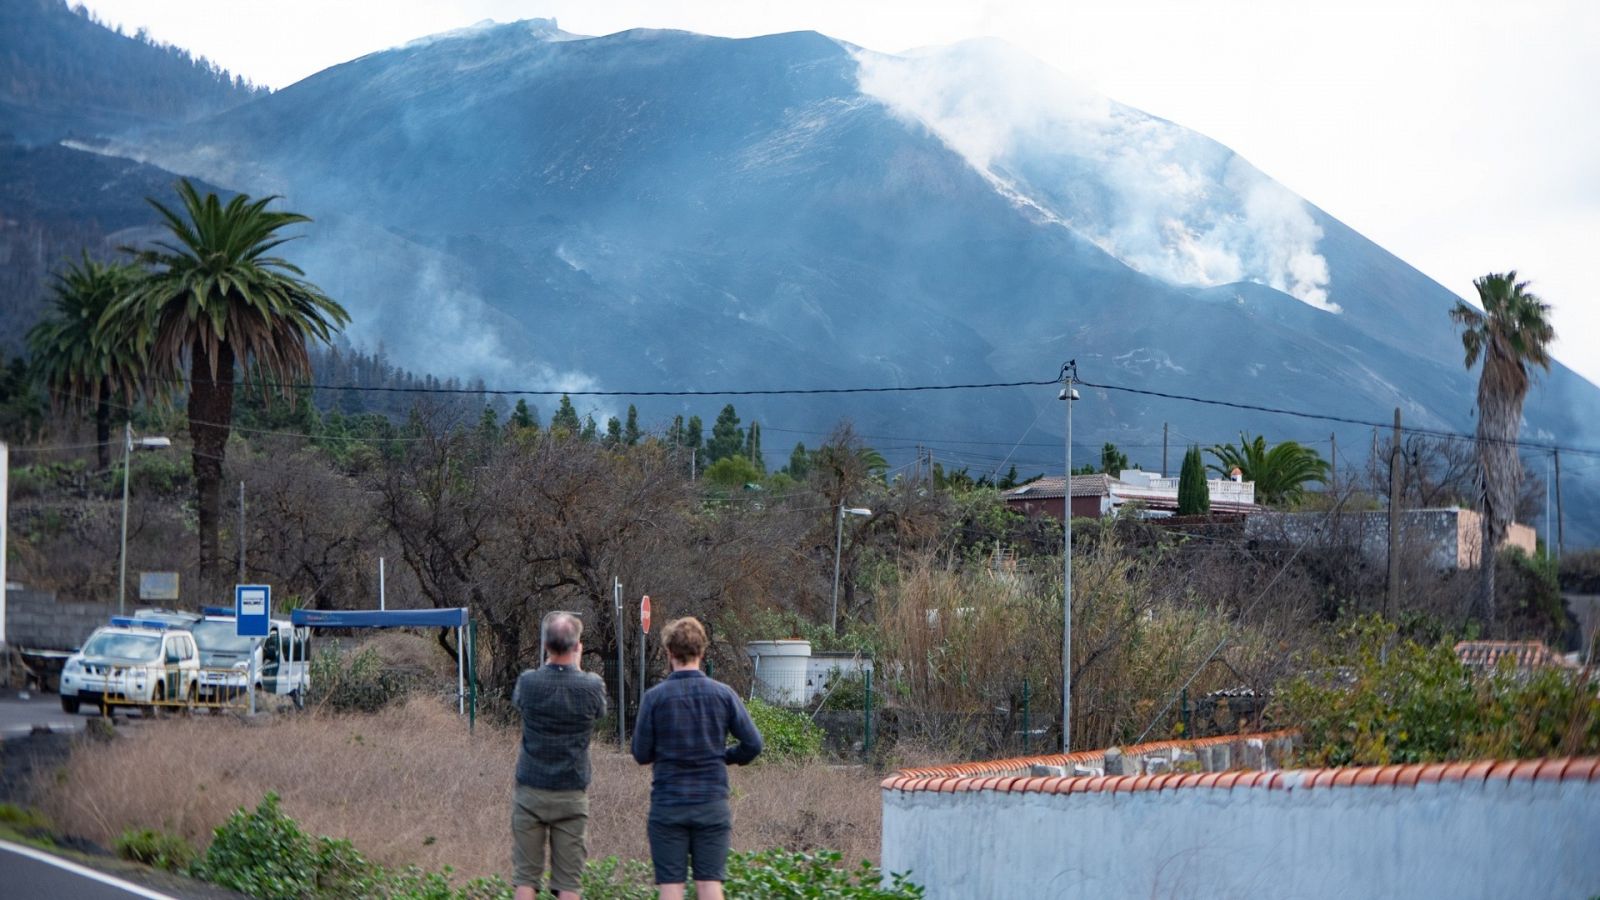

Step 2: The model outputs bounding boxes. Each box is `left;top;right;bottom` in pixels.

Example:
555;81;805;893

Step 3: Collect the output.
1451;271;1555;618
1277;617;1599;766
1177;444;1209;515
746;697;825;762
106;179;349;596
1207;432;1328;507
26;254;148;470
115;827;196;872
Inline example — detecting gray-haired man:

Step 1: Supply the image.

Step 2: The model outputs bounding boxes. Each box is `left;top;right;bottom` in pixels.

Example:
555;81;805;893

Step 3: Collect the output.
512;611;607;900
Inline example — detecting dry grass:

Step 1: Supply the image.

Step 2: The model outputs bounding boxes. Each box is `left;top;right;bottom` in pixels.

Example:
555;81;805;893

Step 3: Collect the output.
35;697;883;881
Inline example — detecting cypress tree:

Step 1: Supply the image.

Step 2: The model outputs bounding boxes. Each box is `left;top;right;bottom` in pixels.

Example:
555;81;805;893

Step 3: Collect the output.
1178;445;1210;516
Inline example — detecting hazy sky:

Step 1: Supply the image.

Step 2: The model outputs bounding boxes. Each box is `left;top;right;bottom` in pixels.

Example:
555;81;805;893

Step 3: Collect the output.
79;0;1599;386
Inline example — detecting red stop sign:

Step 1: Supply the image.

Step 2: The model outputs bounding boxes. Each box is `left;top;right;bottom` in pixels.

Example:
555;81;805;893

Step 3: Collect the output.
641;595;652;634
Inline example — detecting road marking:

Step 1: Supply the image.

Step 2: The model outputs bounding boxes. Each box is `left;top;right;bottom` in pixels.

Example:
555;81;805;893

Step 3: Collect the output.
0;839;177;899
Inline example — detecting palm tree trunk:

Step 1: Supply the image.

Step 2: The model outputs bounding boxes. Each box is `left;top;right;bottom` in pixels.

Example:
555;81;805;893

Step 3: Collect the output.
1479;504;1495;624
189;341;236;598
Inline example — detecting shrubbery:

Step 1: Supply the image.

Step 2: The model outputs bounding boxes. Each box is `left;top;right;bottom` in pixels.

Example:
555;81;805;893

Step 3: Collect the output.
746;696;824;762
308;646;412;713
1277;616;1600;766
115;827;196;871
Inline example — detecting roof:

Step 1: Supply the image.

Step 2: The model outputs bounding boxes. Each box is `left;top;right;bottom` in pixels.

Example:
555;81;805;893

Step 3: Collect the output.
1003;474;1111;500
880;729;1600;797
1454;640;1572;672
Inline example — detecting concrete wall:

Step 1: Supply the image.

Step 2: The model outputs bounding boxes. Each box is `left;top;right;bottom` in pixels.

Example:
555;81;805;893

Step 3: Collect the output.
883;760;1600;899
5;587;110;651
1244;507;1540;570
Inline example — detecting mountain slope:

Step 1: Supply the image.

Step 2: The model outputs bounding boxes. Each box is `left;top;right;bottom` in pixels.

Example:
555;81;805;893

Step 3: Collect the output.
15;15;1600;540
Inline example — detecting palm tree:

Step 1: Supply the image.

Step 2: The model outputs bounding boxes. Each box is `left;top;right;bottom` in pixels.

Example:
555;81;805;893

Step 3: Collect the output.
1450;271;1554;621
1207;433;1329;508
106;179;348;597
26;254;148;470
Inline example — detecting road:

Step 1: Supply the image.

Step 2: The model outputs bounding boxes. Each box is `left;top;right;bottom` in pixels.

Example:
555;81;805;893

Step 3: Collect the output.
0;690;87;739
0;841;176;899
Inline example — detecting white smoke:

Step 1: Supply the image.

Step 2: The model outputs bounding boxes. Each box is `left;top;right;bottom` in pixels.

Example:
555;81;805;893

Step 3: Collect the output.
853;39;1338;313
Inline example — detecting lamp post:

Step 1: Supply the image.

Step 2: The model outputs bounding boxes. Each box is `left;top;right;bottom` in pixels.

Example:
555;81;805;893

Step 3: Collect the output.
831;501;872;633
1059;361;1078;753
118;422;171;615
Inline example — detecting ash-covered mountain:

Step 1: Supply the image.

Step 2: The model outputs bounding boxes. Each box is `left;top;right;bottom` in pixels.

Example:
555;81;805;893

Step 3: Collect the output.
5;12;1597;540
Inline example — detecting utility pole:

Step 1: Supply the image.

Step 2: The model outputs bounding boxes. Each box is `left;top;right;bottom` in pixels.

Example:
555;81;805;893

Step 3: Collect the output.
1162;422;1169;476
1386;408;1402;617
1059;361;1078;754
1554;450;1564;561
690;448;696;481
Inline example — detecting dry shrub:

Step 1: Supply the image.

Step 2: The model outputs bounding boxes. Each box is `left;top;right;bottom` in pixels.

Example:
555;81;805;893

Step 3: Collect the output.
877;521;1265;753
36;696;883;882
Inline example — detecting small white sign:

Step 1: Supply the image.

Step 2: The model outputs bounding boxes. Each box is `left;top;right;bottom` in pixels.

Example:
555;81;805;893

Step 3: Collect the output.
239;588;267;616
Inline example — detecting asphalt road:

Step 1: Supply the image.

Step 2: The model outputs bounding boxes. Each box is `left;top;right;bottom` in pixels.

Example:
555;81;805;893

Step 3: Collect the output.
0;690;89;738
0;841;176;899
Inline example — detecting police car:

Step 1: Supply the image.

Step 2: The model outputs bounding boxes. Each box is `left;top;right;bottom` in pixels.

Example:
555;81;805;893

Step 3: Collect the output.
58;617;201;715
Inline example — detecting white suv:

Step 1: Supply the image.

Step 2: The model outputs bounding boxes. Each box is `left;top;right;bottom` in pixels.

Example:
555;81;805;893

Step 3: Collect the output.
59;618;201;716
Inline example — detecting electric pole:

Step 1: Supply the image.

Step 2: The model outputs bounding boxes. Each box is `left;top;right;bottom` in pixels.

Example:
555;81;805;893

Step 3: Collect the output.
1162;422;1169;476
1554;449;1564;561
1386;408;1402;617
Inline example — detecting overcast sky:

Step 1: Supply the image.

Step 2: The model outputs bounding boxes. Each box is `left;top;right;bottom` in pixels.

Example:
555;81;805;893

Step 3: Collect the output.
79;0;1599;387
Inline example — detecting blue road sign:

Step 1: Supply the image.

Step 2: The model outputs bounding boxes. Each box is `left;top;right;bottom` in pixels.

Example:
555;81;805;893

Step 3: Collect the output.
235;584;271;637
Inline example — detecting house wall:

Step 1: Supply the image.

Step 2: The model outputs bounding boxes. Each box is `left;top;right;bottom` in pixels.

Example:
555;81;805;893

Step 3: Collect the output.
882;765;1600;900
1004;496;1108;520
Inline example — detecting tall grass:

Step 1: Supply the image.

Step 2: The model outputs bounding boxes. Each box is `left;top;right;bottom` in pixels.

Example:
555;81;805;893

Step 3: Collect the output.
36;697;883;881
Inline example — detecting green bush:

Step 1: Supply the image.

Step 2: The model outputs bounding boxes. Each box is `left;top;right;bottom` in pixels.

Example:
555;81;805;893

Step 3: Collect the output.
745;696;823;763
115;827;196;872
0;803;50;832
1276;616;1600;766
308;646;411;712
580;856;656;900
723;849;924;899
813;669;870;711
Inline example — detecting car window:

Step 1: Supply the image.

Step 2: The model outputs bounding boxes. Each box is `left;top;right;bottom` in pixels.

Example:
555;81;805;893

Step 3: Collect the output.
165;638;183;664
191;620;254;652
82;632;160;661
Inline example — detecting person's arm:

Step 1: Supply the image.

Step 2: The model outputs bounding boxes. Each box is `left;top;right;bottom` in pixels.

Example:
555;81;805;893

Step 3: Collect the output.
723;690;763;766
630;689;655;764
589;672;608;720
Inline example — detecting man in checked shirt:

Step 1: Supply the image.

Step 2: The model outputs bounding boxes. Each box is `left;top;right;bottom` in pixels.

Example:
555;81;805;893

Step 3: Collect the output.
631;616;763;900
511;611;608;900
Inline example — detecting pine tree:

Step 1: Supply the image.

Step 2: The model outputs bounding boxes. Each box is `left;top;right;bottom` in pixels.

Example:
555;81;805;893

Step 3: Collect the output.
511;398;537;431
746;421;765;472
477;405;499;443
685;415;704;453
787;442;810;479
1100;442;1129;475
605;416;622;447
581;415;598;442
1178;445;1210;516
667;414;685;447
551;394;581;434
707;404;744;463
624;404;641;446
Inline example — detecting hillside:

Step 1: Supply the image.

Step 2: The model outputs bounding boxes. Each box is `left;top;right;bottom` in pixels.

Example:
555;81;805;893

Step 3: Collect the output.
4;13;1597;540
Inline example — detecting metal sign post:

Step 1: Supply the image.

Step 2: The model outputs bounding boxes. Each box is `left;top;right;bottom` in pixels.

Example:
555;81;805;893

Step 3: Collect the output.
613;577;625;745
639;595;651;714
236;585;270;715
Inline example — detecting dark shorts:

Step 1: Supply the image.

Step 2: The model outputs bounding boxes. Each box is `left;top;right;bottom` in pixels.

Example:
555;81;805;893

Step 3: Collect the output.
647;799;731;884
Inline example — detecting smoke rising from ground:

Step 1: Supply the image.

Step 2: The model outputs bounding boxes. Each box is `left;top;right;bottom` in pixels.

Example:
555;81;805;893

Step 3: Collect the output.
853;39;1336;312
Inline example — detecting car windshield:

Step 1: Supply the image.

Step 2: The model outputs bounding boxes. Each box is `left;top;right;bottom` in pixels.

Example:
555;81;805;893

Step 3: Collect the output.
81;632;161;661
190;620;255;653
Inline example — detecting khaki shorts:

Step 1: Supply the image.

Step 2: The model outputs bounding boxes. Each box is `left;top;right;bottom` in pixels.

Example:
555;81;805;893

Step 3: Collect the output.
511;785;589;892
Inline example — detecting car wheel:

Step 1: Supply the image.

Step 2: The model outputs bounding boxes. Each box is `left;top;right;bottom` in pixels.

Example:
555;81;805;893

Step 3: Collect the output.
180;683;197;716
146;684;164;719
60;695;80;714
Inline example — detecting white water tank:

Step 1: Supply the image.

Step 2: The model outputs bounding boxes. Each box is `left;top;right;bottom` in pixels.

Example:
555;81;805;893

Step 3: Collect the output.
745;640;811;706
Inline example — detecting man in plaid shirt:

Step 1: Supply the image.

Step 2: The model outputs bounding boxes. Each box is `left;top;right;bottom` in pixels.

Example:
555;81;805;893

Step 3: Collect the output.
512;611;607;900
632;616;762;900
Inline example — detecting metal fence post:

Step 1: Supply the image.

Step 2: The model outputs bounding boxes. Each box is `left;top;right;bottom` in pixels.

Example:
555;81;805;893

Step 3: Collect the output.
468;619;478;733
1021;678;1031;754
863;667;874;755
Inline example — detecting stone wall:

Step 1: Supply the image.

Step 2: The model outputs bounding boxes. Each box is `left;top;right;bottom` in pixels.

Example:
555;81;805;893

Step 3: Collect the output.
1246;507;1489;569
5;587;110;651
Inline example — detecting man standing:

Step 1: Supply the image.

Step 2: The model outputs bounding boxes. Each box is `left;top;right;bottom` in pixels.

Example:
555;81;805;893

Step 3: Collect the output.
512;611;608;900
631;616;763;900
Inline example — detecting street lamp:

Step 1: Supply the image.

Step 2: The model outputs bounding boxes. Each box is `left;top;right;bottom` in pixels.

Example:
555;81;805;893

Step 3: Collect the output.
118;422;171;615
1059;360;1078;753
831;502;872;633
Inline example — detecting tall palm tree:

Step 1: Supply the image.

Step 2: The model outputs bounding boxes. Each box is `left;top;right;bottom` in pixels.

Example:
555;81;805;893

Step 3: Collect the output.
1450;271;1554;621
1207;433;1329;508
26;254;148;470
106;179;348;597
